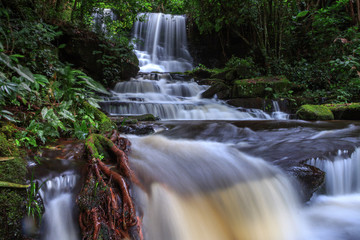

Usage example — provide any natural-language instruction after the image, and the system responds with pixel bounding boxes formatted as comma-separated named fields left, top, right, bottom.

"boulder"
left=296, top=104, right=334, bottom=120
left=324, top=103, right=360, bottom=120
left=201, top=81, right=231, bottom=99
left=231, top=76, right=292, bottom=98
left=287, top=164, right=325, bottom=202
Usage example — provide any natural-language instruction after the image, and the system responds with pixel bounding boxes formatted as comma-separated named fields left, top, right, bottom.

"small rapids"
left=128, top=135, right=308, bottom=240
left=100, top=73, right=287, bottom=120
left=39, top=173, right=80, bottom=240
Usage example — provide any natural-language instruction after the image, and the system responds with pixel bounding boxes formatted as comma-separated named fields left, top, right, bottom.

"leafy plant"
left=26, top=174, right=46, bottom=223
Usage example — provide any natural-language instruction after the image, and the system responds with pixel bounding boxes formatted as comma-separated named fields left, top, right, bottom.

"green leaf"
left=87, top=98, right=100, bottom=108
left=0, top=181, right=30, bottom=188
left=41, top=107, right=48, bottom=119
left=59, top=109, right=75, bottom=121
left=81, top=76, right=110, bottom=95
left=296, top=10, right=309, bottom=18
left=58, top=44, right=66, bottom=49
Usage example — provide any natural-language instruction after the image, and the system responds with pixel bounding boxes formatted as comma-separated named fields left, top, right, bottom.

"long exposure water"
left=38, top=12, right=360, bottom=240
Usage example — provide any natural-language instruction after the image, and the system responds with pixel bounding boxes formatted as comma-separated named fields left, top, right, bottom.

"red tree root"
left=77, top=133, right=143, bottom=240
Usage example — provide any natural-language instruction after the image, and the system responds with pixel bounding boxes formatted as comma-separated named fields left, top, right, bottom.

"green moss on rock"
left=0, top=188, right=27, bottom=239
left=84, top=102, right=116, bottom=133
left=231, top=76, right=292, bottom=98
left=201, top=81, right=231, bottom=99
left=0, top=131, right=27, bottom=239
left=324, top=103, right=360, bottom=120
left=296, top=104, right=334, bottom=120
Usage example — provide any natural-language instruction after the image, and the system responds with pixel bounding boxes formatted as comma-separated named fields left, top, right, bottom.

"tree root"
left=77, top=131, right=143, bottom=240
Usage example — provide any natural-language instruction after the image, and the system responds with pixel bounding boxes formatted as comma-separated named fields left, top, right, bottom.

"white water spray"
left=128, top=135, right=308, bottom=240
left=308, top=148, right=360, bottom=195
left=101, top=74, right=277, bottom=120
left=39, top=174, right=79, bottom=240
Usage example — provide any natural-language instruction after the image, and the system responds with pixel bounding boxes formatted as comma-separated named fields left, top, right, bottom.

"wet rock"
left=227, top=98, right=267, bottom=110
left=201, top=82, right=231, bottom=99
left=231, top=76, right=292, bottom=98
left=187, top=68, right=212, bottom=79
left=287, top=164, right=325, bottom=202
left=296, top=104, right=334, bottom=120
left=324, top=103, right=360, bottom=120
left=118, top=124, right=155, bottom=135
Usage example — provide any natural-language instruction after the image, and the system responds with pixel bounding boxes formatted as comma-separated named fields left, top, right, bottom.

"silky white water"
left=132, top=13, right=193, bottom=72
left=308, top=148, right=360, bottom=195
left=128, top=135, right=308, bottom=240
left=39, top=174, right=79, bottom=240
left=100, top=73, right=285, bottom=120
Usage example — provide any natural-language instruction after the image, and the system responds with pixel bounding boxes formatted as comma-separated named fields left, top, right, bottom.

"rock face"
left=58, top=25, right=139, bottom=88
left=296, top=105, right=334, bottom=120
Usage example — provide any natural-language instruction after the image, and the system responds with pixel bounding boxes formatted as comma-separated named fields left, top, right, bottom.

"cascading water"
left=308, top=149, right=360, bottom=195
left=132, top=13, right=193, bottom=72
left=304, top=148, right=360, bottom=240
left=271, top=100, right=289, bottom=120
left=128, top=135, right=308, bottom=240
left=39, top=173, right=80, bottom=240
left=100, top=73, right=283, bottom=120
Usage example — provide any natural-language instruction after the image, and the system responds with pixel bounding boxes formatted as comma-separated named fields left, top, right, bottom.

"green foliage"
left=94, top=40, right=136, bottom=85
left=225, top=56, right=260, bottom=79
left=26, top=174, right=45, bottom=223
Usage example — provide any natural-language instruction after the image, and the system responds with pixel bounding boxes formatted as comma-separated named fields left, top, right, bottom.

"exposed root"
left=77, top=131, right=143, bottom=240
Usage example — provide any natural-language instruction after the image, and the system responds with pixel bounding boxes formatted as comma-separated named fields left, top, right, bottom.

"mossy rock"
left=83, top=102, right=116, bottom=133
left=0, top=132, right=27, bottom=239
left=323, top=103, right=360, bottom=120
left=0, top=188, right=27, bottom=239
left=187, top=68, right=213, bottom=78
left=296, top=104, right=334, bottom=120
left=201, top=81, right=230, bottom=99
left=231, top=76, right=292, bottom=98
left=128, top=114, right=159, bottom=121
left=210, top=69, right=230, bottom=80
left=111, top=114, right=159, bottom=125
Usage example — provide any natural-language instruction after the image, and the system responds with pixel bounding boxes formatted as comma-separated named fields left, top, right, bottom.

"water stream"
left=100, top=73, right=278, bottom=120
left=38, top=12, right=360, bottom=240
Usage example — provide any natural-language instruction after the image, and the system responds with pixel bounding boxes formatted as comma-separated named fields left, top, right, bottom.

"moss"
left=0, top=132, right=19, bottom=157
left=296, top=104, right=334, bottom=120
left=85, top=134, right=114, bottom=160
left=324, top=103, right=360, bottom=120
left=231, top=76, right=292, bottom=98
left=0, top=188, right=27, bottom=240
left=1, top=122, right=18, bottom=139
left=84, top=102, right=116, bottom=133
left=0, top=131, right=27, bottom=239
left=201, top=81, right=231, bottom=99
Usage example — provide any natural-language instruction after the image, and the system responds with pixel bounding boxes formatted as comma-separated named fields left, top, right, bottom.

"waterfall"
left=39, top=173, right=80, bottom=240
left=308, top=148, right=360, bottom=195
left=271, top=100, right=289, bottom=120
left=100, top=73, right=275, bottom=120
left=132, top=13, right=193, bottom=72
left=128, top=135, right=308, bottom=240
